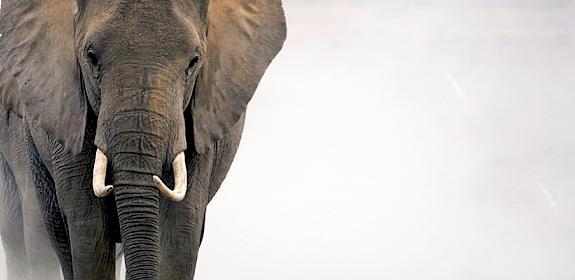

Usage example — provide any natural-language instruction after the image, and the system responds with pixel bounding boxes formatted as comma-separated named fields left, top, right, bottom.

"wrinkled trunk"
left=114, top=178, right=160, bottom=280
left=106, top=109, right=169, bottom=280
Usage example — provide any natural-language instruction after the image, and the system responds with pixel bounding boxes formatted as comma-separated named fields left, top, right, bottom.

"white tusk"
left=93, top=149, right=114, bottom=197
left=153, top=152, right=187, bottom=202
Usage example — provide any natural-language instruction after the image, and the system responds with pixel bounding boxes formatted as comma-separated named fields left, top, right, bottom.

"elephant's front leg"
left=159, top=153, right=212, bottom=279
left=51, top=144, right=117, bottom=279
left=159, top=190, right=209, bottom=279
left=0, top=155, right=27, bottom=280
left=18, top=164, right=62, bottom=280
left=159, top=119, right=244, bottom=279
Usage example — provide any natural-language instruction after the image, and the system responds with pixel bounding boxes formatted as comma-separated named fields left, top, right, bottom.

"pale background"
left=3, top=0, right=575, bottom=279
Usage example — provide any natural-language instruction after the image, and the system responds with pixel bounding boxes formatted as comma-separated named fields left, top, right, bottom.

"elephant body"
left=0, top=0, right=286, bottom=279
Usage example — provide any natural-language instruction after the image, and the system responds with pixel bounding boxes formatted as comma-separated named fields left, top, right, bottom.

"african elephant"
left=0, top=0, right=286, bottom=279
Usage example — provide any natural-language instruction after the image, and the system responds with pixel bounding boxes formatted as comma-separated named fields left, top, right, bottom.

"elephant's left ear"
left=0, top=0, right=87, bottom=154
left=192, top=0, right=287, bottom=154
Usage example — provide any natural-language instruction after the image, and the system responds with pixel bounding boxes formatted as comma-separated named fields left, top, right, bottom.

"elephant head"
left=0, top=0, right=286, bottom=278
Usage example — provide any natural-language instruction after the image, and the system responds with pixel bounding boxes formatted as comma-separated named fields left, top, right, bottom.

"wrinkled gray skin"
left=0, top=0, right=286, bottom=279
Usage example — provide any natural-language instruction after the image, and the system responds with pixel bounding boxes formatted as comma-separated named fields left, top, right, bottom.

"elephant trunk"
left=114, top=177, right=160, bottom=280
left=104, top=109, right=173, bottom=280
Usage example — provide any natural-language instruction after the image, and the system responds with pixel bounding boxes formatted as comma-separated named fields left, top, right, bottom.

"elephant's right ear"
left=0, top=0, right=87, bottom=154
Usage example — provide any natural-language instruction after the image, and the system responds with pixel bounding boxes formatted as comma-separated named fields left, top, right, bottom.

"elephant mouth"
left=92, top=148, right=188, bottom=202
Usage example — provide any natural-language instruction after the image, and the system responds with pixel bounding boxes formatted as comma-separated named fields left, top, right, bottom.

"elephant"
left=0, top=0, right=286, bottom=279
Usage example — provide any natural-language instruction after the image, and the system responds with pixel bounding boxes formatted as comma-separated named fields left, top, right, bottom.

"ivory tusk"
left=93, top=149, right=114, bottom=197
left=153, top=152, right=187, bottom=202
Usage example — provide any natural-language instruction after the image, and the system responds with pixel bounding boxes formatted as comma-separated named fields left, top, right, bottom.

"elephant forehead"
left=81, top=0, right=205, bottom=59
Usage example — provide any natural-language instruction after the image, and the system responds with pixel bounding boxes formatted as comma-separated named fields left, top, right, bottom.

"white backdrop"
left=3, top=0, right=575, bottom=279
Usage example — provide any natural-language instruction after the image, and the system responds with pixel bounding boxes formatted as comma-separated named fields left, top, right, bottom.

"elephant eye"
left=186, top=55, right=200, bottom=77
left=85, top=49, right=103, bottom=79
left=86, top=50, right=100, bottom=69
